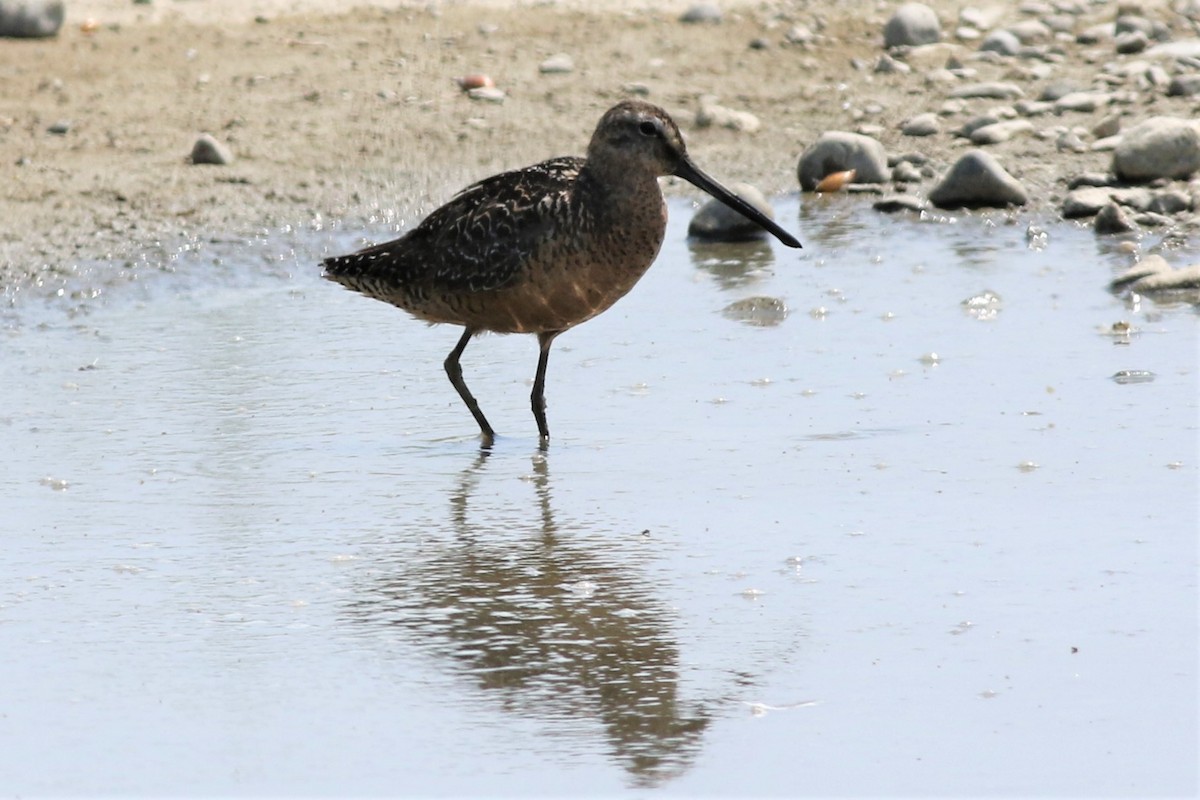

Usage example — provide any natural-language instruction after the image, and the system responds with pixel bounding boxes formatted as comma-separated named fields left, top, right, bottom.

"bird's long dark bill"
left=675, top=157, right=802, bottom=249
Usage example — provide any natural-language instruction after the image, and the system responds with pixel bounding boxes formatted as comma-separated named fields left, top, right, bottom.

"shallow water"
left=1, top=198, right=1197, bottom=796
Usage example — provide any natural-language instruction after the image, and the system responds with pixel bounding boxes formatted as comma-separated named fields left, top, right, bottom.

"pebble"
left=1115, top=30, right=1148, bottom=54
left=883, top=3, right=942, bottom=48
left=47, top=119, right=71, bottom=135
left=1053, top=91, right=1112, bottom=113
left=695, top=99, right=760, bottom=133
left=679, top=3, right=721, bottom=24
left=687, top=183, right=776, bottom=241
left=1109, top=254, right=1171, bottom=289
left=538, top=53, right=574, bottom=74
left=970, top=119, right=1034, bottom=145
left=873, top=194, right=926, bottom=213
left=1130, top=263, right=1200, bottom=291
left=797, top=131, right=890, bottom=190
left=468, top=86, right=505, bottom=103
left=1167, top=75, right=1200, bottom=97
left=190, top=133, right=234, bottom=165
left=891, top=161, right=923, bottom=182
left=929, top=149, right=1028, bottom=208
left=1007, top=19, right=1052, bottom=44
left=948, top=81, right=1024, bottom=99
left=1112, top=117, right=1200, bottom=182
left=980, top=29, right=1021, bottom=56
left=0, top=0, right=63, bottom=37
left=1093, top=201, right=1136, bottom=234
left=901, top=112, right=939, bottom=136
left=1144, top=39, right=1200, bottom=59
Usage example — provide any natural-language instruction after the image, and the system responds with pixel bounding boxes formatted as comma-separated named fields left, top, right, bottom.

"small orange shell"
left=456, top=74, right=495, bottom=91
left=80, top=18, right=100, bottom=34
left=815, top=169, right=855, bottom=193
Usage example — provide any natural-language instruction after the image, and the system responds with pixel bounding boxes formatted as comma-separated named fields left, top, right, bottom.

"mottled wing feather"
left=323, top=156, right=584, bottom=295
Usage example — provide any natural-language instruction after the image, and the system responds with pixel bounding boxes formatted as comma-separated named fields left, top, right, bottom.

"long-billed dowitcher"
left=323, top=100, right=801, bottom=446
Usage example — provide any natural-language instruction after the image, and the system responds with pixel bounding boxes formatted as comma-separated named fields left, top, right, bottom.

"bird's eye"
left=638, top=121, right=659, bottom=137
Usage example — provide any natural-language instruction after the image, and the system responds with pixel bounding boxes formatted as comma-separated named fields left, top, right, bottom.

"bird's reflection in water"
left=687, top=237, right=776, bottom=291
left=346, top=450, right=709, bottom=786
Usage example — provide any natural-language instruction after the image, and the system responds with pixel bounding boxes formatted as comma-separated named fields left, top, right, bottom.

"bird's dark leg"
left=444, top=328, right=496, bottom=446
left=531, top=331, right=561, bottom=446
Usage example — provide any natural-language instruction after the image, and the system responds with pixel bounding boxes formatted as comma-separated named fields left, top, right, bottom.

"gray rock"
left=1112, top=117, right=1200, bottom=182
left=679, top=3, right=721, bottom=24
left=46, top=119, right=71, bottom=135
left=875, top=53, right=912, bottom=74
left=874, top=194, right=927, bottom=212
left=1056, top=130, right=1088, bottom=152
left=892, top=161, right=923, bottom=182
left=901, top=112, right=939, bottom=136
left=1077, top=23, right=1116, bottom=44
left=884, top=3, right=942, bottom=48
left=538, top=53, right=574, bottom=74
left=1008, top=19, right=1052, bottom=43
left=970, top=119, right=1034, bottom=144
left=1094, top=202, right=1136, bottom=233
left=1015, top=99, right=1054, bottom=116
left=948, top=81, right=1025, bottom=99
left=688, top=183, right=776, bottom=241
left=1110, top=254, right=1169, bottom=288
left=1062, top=186, right=1153, bottom=217
left=797, top=131, right=890, bottom=190
left=1115, top=31, right=1148, bottom=54
left=1167, top=75, right=1200, bottom=97
left=0, top=0, right=63, bottom=37
left=1148, top=190, right=1194, bottom=215
left=955, top=114, right=1002, bottom=138
left=929, top=149, right=1028, bottom=208
left=1039, top=80, right=1083, bottom=101
left=980, top=29, right=1022, bottom=55
left=1067, top=172, right=1116, bottom=189
left=1092, top=114, right=1121, bottom=139
left=1053, top=92, right=1112, bottom=113
left=190, top=133, right=234, bottom=165
left=1145, top=39, right=1200, bottom=59
left=695, top=99, right=760, bottom=133
left=1131, top=263, right=1200, bottom=291
left=1115, top=14, right=1155, bottom=37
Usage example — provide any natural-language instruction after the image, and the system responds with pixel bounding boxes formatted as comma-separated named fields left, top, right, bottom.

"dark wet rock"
left=0, top=0, right=63, bottom=37
left=873, top=194, right=926, bottom=213
left=884, top=3, right=941, bottom=48
left=1115, top=30, right=1148, bottom=54
left=679, top=3, right=721, bottom=24
left=948, top=81, right=1024, bottom=99
left=1110, top=254, right=1170, bottom=288
left=970, top=119, right=1034, bottom=145
left=1130, top=263, right=1200, bottom=291
left=190, top=133, right=234, bottom=165
left=929, top=149, right=1028, bottom=208
left=1167, top=75, right=1200, bottom=97
left=688, top=182, right=776, bottom=241
left=1094, top=201, right=1136, bottom=233
left=901, top=112, right=939, bottom=136
left=722, top=296, right=788, bottom=327
left=980, top=29, right=1021, bottom=55
left=47, top=119, right=71, bottom=135
left=797, top=131, right=889, bottom=190
left=1112, top=117, right=1200, bottom=183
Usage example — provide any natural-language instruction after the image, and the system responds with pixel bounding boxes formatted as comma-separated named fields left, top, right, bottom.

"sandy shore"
left=2, top=0, right=1196, bottom=297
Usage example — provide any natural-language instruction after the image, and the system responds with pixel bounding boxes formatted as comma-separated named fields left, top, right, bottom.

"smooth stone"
left=1015, top=99, right=1054, bottom=116
left=875, top=53, right=912, bottom=74
left=1115, top=14, right=1155, bottom=37
left=1144, top=39, right=1200, bottom=59
left=969, top=119, right=1034, bottom=144
left=1091, top=135, right=1122, bottom=151
left=929, top=149, right=1028, bottom=208
left=467, top=86, right=506, bottom=103
left=1077, top=23, right=1115, bottom=44
left=1053, top=92, right=1112, bottom=113
left=980, top=29, right=1021, bottom=55
left=901, top=112, right=939, bottom=136
left=1039, top=79, right=1083, bottom=101
left=190, top=133, right=234, bottom=165
left=688, top=183, right=775, bottom=241
left=797, top=131, right=890, bottom=190
left=1008, top=19, right=1052, bottom=43
left=1112, top=117, right=1200, bottom=182
left=956, top=114, right=1001, bottom=138
left=1131, top=264, right=1200, bottom=291
left=1115, top=31, right=1148, bottom=54
left=538, top=53, right=574, bottom=74
left=1110, top=254, right=1170, bottom=288
left=884, top=2, right=942, bottom=48
left=679, top=3, right=721, bottom=24
left=1094, top=201, right=1136, bottom=233
left=874, top=194, right=926, bottom=212
left=47, top=119, right=71, bottom=135
left=1148, top=190, right=1194, bottom=215
left=948, top=81, right=1024, bottom=99
left=1092, top=114, right=1121, bottom=139
left=0, top=0, right=63, bottom=37
left=892, top=161, right=923, bottom=182
left=1066, top=172, right=1115, bottom=189
left=1056, top=130, right=1088, bottom=152
left=1167, top=75, right=1200, bottom=97
left=1061, top=186, right=1153, bottom=218
left=695, top=100, right=760, bottom=133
